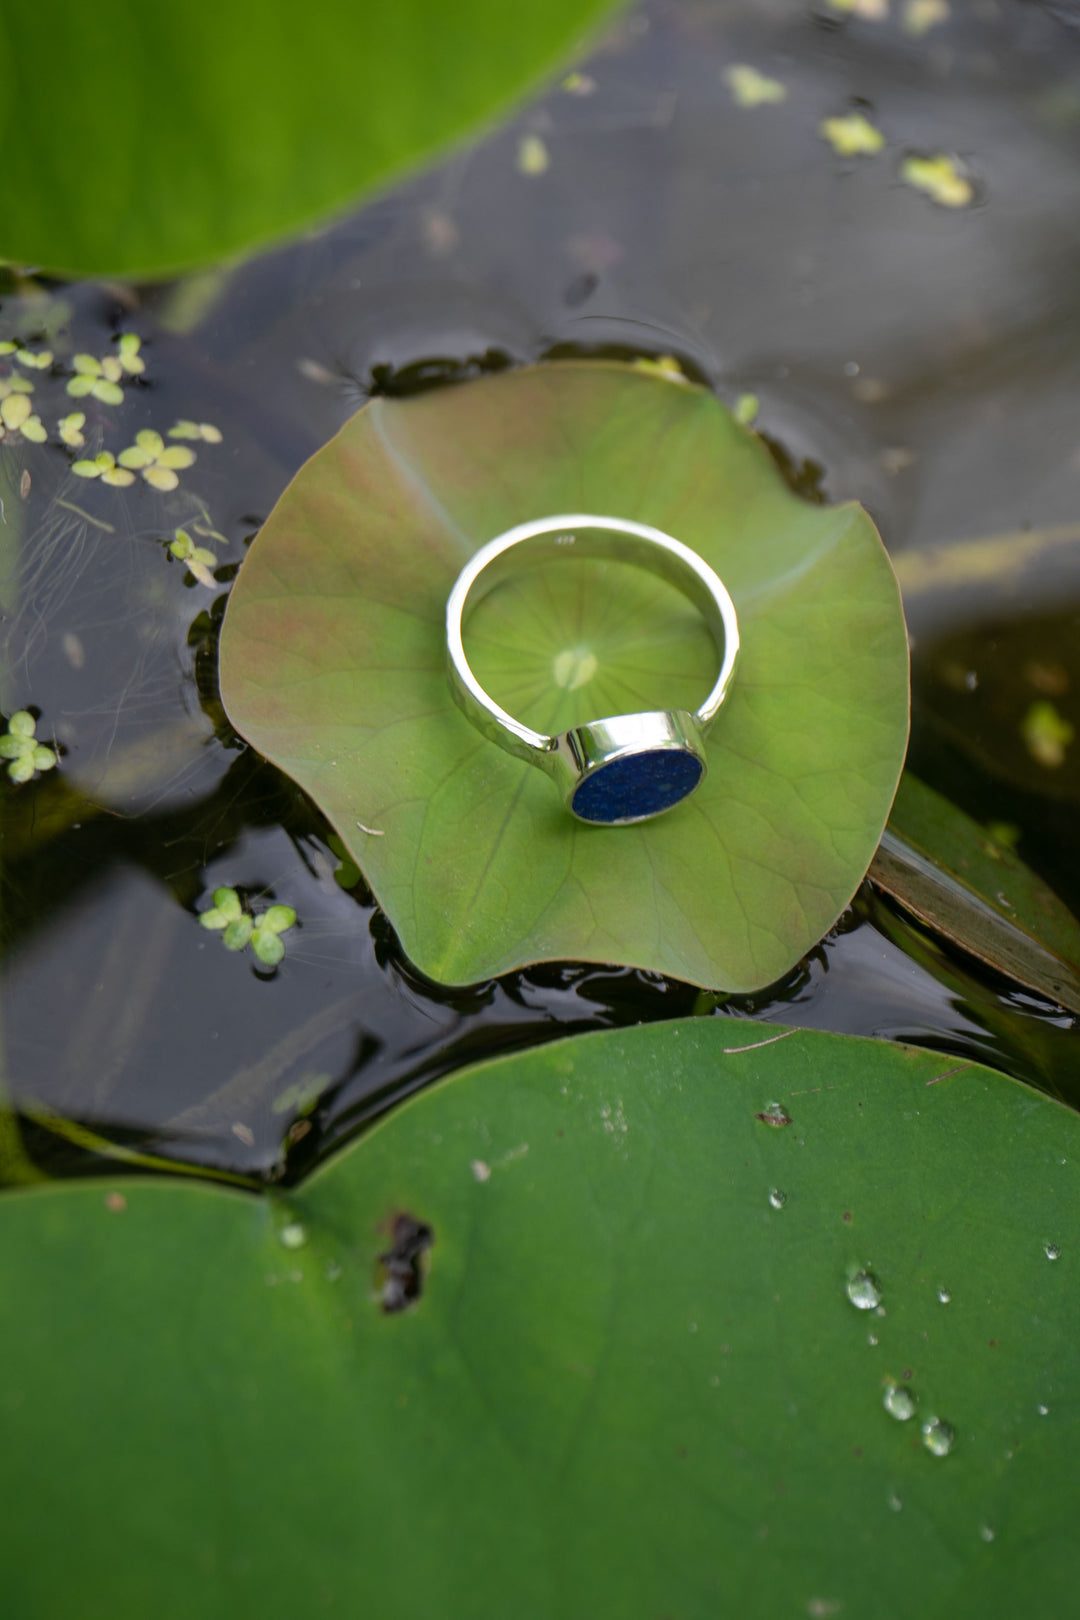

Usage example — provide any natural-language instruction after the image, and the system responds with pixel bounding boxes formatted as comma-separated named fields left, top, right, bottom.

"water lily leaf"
left=0, top=0, right=615, bottom=277
left=1, top=1019, right=1078, bottom=1616
left=871, top=775, right=1080, bottom=1012
left=219, top=362, right=909, bottom=990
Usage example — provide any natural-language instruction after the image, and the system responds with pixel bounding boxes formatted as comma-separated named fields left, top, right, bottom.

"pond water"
left=2, top=0, right=1079, bottom=1184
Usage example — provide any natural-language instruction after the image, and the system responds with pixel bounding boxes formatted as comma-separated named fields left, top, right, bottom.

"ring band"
left=445, top=514, right=739, bottom=826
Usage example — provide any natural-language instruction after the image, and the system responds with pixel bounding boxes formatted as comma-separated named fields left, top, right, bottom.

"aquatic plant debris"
left=117, top=429, right=196, bottom=492
left=724, top=64, right=787, bottom=107
left=199, top=887, right=297, bottom=966
left=0, top=370, right=34, bottom=399
left=13, top=347, right=52, bottom=370
left=820, top=113, right=886, bottom=157
left=0, top=711, right=57, bottom=784
left=516, top=134, right=549, bottom=175
left=901, top=153, right=974, bottom=208
left=0, top=394, right=46, bottom=444
left=733, top=393, right=759, bottom=424
left=755, top=1102, right=792, bottom=1127
left=168, top=528, right=218, bottom=587
left=1021, top=701, right=1074, bottom=769
left=66, top=355, right=125, bottom=406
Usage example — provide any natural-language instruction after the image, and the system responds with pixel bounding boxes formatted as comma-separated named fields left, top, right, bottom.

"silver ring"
left=445, top=514, right=739, bottom=826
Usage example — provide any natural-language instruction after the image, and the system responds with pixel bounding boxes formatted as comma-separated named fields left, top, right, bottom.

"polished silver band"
left=445, top=514, right=739, bottom=825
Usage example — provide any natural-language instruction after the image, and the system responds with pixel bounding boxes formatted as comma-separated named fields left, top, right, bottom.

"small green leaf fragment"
left=71, top=458, right=101, bottom=478
left=7, top=755, right=34, bottom=784
left=820, top=113, right=886, bottom=157
left=169, top=420, right=201, bottom=439
left=72, top=354, right=101, bottom=376
left=631, top=355, right=688, bottom=385
left=1021, top=701, right=1074, bottom=769
left=212, top=887, right=243, bottom=918
left=66, top=375, right=96, bottom=398
left=31, top=745, right=56, bottom=770
left=20, top=415, right=47, bottom=443
left=101, top=466, right=136, bottom=487
left=724, top=64, right=787, bottom=107
left=733, top=393, right=759, bottom=425
left=91, top=379, right=125, bottom=405
left=223, top=916, right=254, bottom=951
left=200, top=909, right=228, bottom=931
left=901, top=153, right=974, bottom=208
left=9, top=711, right=35, bottom=739
left=143, top=466, right=179, bottom=492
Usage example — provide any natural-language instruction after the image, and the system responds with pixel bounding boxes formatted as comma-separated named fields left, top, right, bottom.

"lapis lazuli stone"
left=571, top=748, right=704, bottom=824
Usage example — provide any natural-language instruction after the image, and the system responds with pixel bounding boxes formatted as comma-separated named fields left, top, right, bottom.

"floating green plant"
left=168, top=527, right=218, bottom=587
left=13, top=347, right=53, bottom=371
left=199, top=887, right=297, bottom=967
left=117, top=429, right=195, bottom=491
left=0, top=394, right=46, bottom=444
left=70, top=449, right=134, bottom=486
left=724, top=64, right=786, bottom=107
left=819, top=112, right=886, bottom=157
left=168, top=419, right=222, bottom=443
left=66, top=336, right=143, bottom=406
left=901, top=153, right=974, bottom=208
left=58, top=412, right=86, bottom=448
left=0, top=711, right=57, bottom=784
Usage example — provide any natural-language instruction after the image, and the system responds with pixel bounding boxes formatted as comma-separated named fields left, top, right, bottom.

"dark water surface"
left=3, top=0, right=1080, bottom=1183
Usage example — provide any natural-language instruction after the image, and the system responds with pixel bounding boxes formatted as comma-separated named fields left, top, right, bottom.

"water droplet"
left=883, top=1382, right=917, bottom=1421
left=1045, top=1242, right=1061, bottom=1260
left=278, top=1221, right=307, bottom=1250
left=769, top=1188, right=788, bottom=1209
left=937, top=1286, right=951, bottom=1304
left=756, top=1102, right=792, bottom=1127
left=980, top=1524, right=995, bottom=1543
left=846, top=1269, right=882, bottom=1310
left=888, top=1493, right=903, bottom=1513
left=1037, top=1403, right=1049, bottom=1416
left=921, top=1416, right=956, bottom=1457
left=867, top=1332, right=879, bottom=1347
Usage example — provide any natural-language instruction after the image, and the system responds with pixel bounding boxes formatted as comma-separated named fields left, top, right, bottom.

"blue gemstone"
left=571, top=748, right=704, bottom=824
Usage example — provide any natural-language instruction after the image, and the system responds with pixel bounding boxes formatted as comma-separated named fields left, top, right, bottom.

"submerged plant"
left=0, top=711, right=57, bottom=784
left=199, top=887, right=297, bottom=967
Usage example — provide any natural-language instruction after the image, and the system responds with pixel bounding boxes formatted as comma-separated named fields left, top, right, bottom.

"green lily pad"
left=0, top=0, right=614, bottom=277
left=871, top=774, right=1080, bottom=1013
left=2, top=1019, right=1078, bottom=1616
left=219, top=362, right=909, bottom=990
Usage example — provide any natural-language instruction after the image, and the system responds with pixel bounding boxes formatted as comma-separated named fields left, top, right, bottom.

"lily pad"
left=219, top=362, right=909, bottom=989
left=0, top=0, right=614, bottom=277
left=2, top=1019, right=1079, bottom=1616
left=871, top=774, right=1080, bottom=1013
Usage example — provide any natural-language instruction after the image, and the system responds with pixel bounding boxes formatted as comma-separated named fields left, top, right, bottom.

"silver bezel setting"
left=445, top=515, right=739, bottom=826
